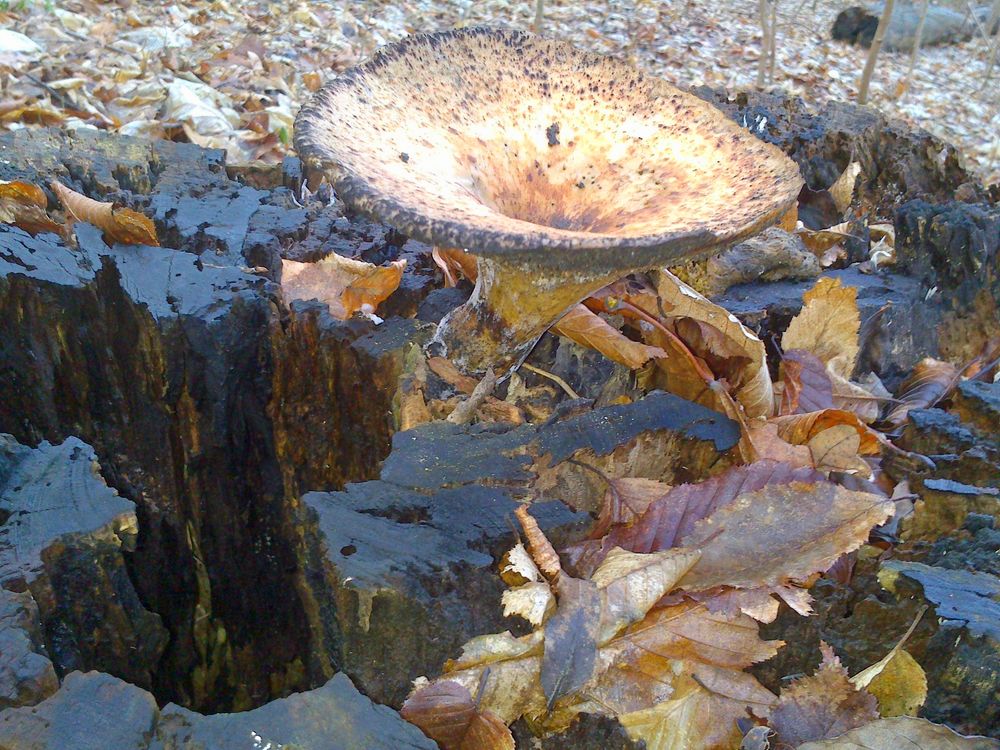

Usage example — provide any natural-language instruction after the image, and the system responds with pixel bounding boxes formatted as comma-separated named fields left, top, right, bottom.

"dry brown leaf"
left=807, top=424, right=869, bottom=475
left=591, top=547, right=701, bottom=642
left=884, top=357, right=960, bottom=427
left=619, top=669, right=777, bottom=750
left=401, top=680, right=515, bottom=750
left=769, top=642, right=878, bottom=746
left=796, top=717, right=1000, bottom=750
left=0, top=179, right=47, bottom=208
left=652, top=270, right=774, bottom=419
left=428, top=356, right=479, bottom=395
left=796, top=222, right=854, bottom=255
left=782, top=277, right=859, bottom=380
left=747, top=420, right=814, bottom=469
left=770, top=409, right=885, bottom=455
left=0, top=197, right=62, bottom=236
left=779, top=349, right=834, bottom=415
left=515, top=505, right=562, bottom=580
left=552, top=304, right=666, bottom=370
left=829, top=161, right=861, bottom=215
left=677, top=482, right=894, bottom=603
left=51, top=180, right=159, bottom=246
left=281, top=253, right=405, bottom=319
left=829, top=370, right=888, bottom=424
left=432, top=245, right=478, bottom=286
left=593, top=478, right=672, bottom=538
left=565, top=461, right=823, bottom=578
left=614, top=598, right=783, bottom=672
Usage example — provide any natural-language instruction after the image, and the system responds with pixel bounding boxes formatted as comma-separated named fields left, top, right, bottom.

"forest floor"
left=1, top=0, right=998, bottom=184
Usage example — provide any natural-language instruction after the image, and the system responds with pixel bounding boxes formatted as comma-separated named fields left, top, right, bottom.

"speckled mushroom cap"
left=295, top=27, right=803, bottom=271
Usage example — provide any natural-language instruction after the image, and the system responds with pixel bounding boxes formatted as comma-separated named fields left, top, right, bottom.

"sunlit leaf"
left=51, top=180, right=159, bottom=246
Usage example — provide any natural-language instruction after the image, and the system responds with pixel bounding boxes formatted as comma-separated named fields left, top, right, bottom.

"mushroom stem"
left=430, top=256, right=622, bottom=375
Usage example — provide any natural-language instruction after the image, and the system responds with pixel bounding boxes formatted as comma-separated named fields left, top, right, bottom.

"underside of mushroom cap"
left=294, top=26, right=803, bottom=272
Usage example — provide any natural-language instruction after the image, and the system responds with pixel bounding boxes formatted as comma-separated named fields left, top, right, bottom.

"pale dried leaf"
left=592, top=547, right=701, bottom=642
left=281, top=253, right=405, bottom=319
left=502, top=542, right=543, bottom=584
left=796, top=717, right=1000, bottom=750
left=782, top=277, right=860, bottom=380
left=620, top=669, right=776, bottom=750
left=829, top=161, right=861, bottom=214
left=502, top=582, right=555, bottom=627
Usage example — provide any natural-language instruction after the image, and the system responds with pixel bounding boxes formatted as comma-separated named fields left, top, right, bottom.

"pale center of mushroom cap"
left=297, top=29, right=799, bottom=250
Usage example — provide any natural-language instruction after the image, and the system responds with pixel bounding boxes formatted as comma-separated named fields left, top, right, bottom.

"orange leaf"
left=51, top=180, right=159, bottom=246
left=432, top=245, right=478, bottom=286
left=281, top=253, right=405, bottom=320
left=0, top=198, right=62, bottom=237
left=770, top=409, right=885, bottom=455
left=552, top=305, right=666, bottom=370
left=0, top=180, right=47, bottom=208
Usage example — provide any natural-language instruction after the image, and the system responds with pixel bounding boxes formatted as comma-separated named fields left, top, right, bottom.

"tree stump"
left=0, top=86, right=997, bottom=746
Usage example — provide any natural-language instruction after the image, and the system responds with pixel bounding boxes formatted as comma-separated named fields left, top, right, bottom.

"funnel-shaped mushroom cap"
left=294, top=27, right=803, bottom=374
left=294, top=27, right=802, bottom=269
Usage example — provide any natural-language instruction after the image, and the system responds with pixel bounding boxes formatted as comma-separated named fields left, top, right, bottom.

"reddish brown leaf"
left=884, top=358, right=960, bottom=427
left=401, top=680, right=514, bottom=750
left=565, top=461, right=823, bottom=577
left=780, top=349, right=834, bottom=415
left=592, top=478, right=671, bottom=538
left=51, top=180, right=159, bottom=246
left=769, top=643, right=878, bottom=747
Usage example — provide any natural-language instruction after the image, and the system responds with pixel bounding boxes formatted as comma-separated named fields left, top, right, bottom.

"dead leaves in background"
left=281, top=252, right=405, bottom=320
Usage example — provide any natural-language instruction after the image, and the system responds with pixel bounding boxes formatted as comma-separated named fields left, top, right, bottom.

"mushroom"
left=294, top=27, right=803, bottom=375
